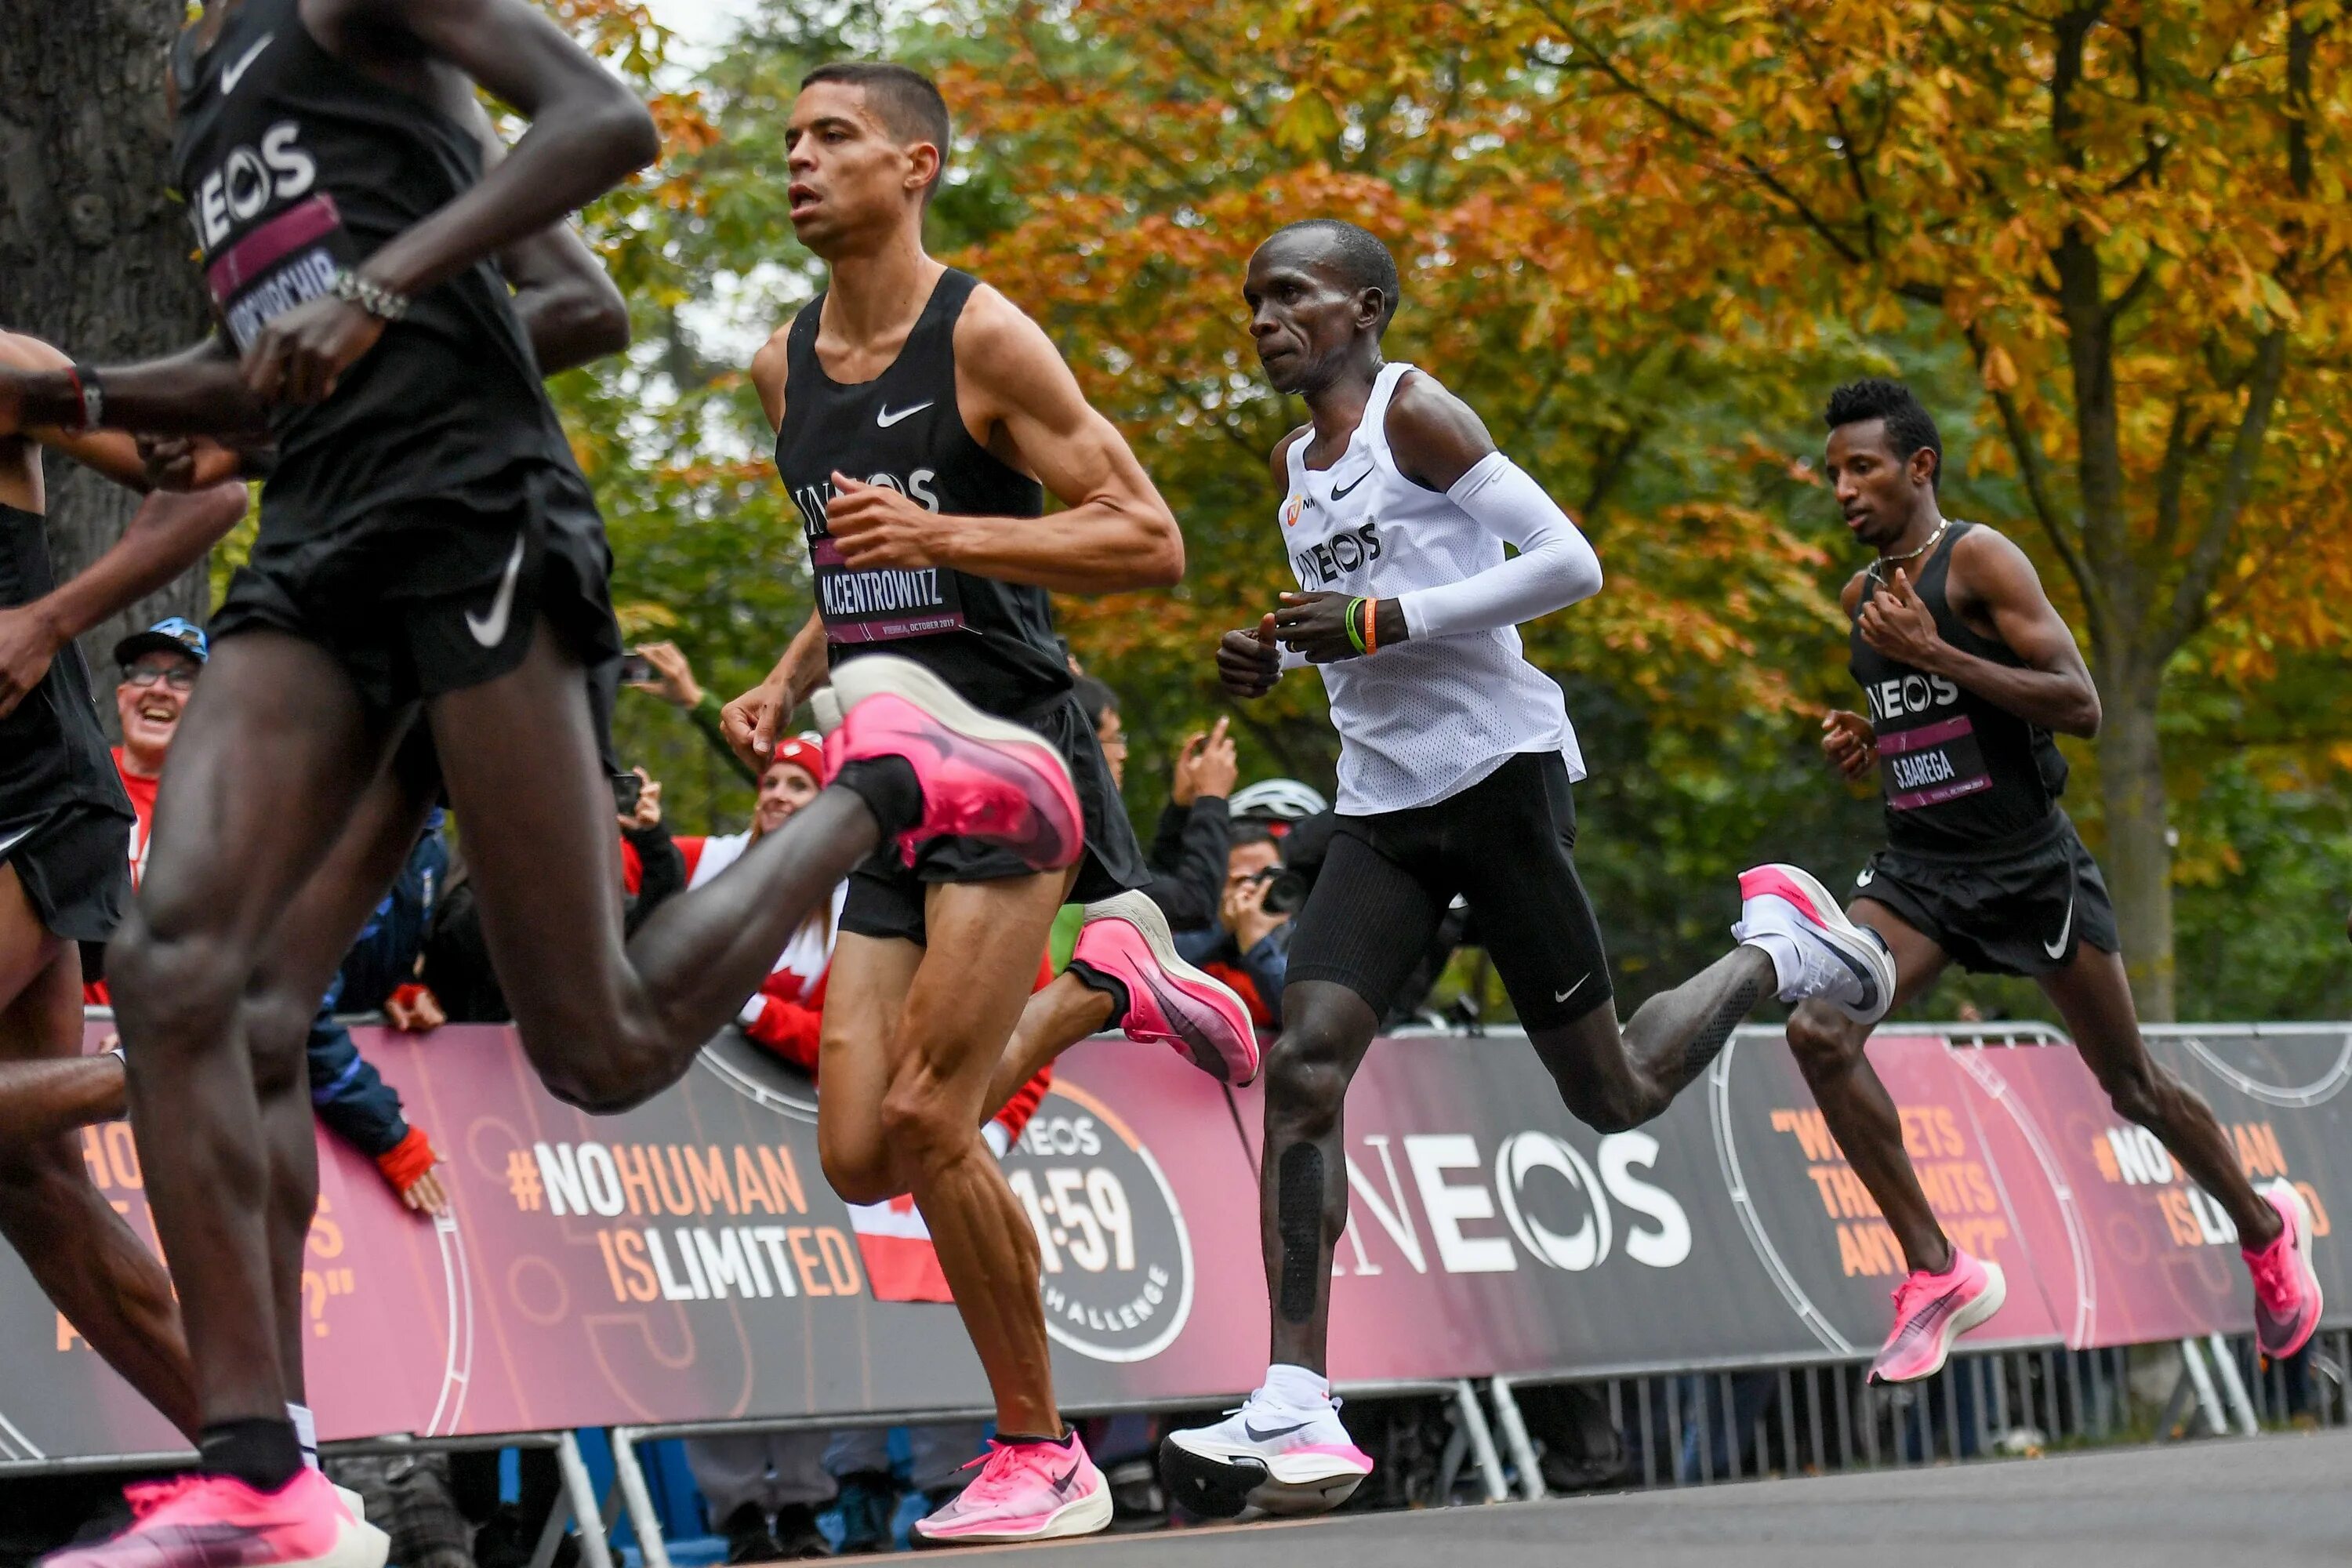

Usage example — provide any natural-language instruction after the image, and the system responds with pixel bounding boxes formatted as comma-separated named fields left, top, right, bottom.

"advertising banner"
left=1, top=1020, right=2343, bottom=1464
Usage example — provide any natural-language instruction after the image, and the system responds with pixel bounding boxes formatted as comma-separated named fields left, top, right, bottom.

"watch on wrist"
left=330, top=269, right=412, bottom=323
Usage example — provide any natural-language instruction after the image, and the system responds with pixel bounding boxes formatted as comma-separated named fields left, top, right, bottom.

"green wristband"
left=1345, top=597, right=1368, bottom=655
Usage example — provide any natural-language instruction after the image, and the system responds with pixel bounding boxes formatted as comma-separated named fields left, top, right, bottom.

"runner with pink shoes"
left=1792, top=378, right=2321, bottom=1385
left=1163, top=220, right=1888, bottom=1520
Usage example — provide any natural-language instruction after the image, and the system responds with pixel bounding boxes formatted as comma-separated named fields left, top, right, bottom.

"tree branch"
left=2160, top=327, right=2288, bottom=656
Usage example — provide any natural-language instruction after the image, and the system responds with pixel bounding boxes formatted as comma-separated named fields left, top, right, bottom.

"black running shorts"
left=1285, top=750, right=1613, bottom=1029
left=0, top=804, right=130, bottom=944
left=839, top=688, right=1147, bottom=947
left=211, top=463, right=622, bottom=713
left=1853, top=813, right=2119, bottom=978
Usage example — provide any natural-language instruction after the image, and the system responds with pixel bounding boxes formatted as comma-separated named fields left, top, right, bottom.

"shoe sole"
left=831, top=656, right=1080, bottom=866
left=1871, top=1261, right=2007, bottom=1384
left=910, top=1479, right=1112, bottom=1545
left=1745, top=862, right=1896, bottom=1025
left=2261, top=1179, right=2322, bottom=1359
left=1081, top=890, right=1261, bottom=1085
left=1159, top=1434, right=1367, bottom=1521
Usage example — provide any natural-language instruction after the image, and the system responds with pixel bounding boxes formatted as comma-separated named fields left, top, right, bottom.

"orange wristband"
left=1361, top=598, right=1379, bottom=656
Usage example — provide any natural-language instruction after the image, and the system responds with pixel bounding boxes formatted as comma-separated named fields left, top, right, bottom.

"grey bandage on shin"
left=1276, top=1142, right=1326, bottom=1324
left=1682, top=978, right=1762, bottom=1080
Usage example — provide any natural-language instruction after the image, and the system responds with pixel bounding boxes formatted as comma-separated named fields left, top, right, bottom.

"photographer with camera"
left=1174, top=823, right=1298, bottom=1028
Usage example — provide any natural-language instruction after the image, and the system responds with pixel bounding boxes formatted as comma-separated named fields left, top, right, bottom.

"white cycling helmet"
left=1228, top=778, right=1330, bottom=822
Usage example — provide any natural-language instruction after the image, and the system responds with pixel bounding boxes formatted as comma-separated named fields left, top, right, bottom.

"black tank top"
left=167, top=0, right=570, bottom=535
left=0, top=501, right=132, bottom=824
left=1849, top=521, right=2067, bottom=856
left=774, top=270, right=1069, bottom=717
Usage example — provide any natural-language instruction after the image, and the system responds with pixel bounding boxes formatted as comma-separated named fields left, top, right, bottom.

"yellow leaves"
left=1272, top=87, right=1344, bottom=154
left=1981, top=343, right=2018, bottom=392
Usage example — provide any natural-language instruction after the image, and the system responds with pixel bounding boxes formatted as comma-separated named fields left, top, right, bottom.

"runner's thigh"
left=894, top=873, right=1066, bottom=1113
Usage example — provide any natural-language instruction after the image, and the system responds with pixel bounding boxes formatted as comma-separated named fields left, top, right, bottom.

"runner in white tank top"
left=1165, top=219, right=1902, bottom=1522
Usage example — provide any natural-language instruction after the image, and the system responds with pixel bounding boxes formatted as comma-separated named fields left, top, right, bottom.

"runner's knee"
left=1787, top=1003, right=1862, bottom=1083
left=104, top=909, right=251, bottom=1053
left=1263, top=1022, right=1355, bottom=1138
left=877, top=1076, right=974, bottom=1181
left=818, top=1123, right=900, bottom=1207
left=1550, top=1070, right=1646, bottom=1135
left=2093, top=1056, right=2169, bottom=1127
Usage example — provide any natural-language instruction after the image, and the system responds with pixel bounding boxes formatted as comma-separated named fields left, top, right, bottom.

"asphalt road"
left=941, top=1429, right=2352, bottom=1566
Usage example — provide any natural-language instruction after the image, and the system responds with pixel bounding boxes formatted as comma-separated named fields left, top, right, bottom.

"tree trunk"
left=2094, top=668, right=2175, bottom=1022
left=0, top=2, right=216, bottom=717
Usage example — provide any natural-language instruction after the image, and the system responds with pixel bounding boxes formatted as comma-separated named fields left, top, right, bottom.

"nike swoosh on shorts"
left=2042, top=893, right=2074, bottom=959
left=465, top=536, right=528, bottom=648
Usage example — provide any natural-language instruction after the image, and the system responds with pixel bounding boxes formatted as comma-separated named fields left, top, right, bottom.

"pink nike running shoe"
left=1075, top=891, right=1260, bottom=1084
left=43, top=1468, right=388, bottom=1568
left=910, top=1433, right=1112, bottom=1545
left=824, top=655, right=1083, bottom=872
left=2246, top=1178, right=2323, bottom=1360
left=1869, top=1248, right=2006, bottom=1383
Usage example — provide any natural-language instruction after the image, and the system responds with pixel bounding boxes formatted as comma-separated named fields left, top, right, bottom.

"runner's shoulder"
left=1944, top=520, right=2042, bottom=603
left=1270, top=425, right=1310, bottom=490
left=750, top=325, right=794, bottom=430
left=950, top=281, right=1062, bottom=377
left=1382, top=367, right=1494, bottom=490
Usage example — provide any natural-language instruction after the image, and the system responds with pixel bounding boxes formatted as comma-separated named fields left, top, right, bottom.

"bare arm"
left=316, top=0, right=658, bottom=304
left=0, top=481, right=250, bottom=719
left=0, top=334, right=267, bottom=448
left=824, top=286, right=1182, bottom=593
left=720, top=611, right=829, bottom=767
left=470, top=97, right=630, bottom=375
left=1856, top=530, right=2101, bottom=736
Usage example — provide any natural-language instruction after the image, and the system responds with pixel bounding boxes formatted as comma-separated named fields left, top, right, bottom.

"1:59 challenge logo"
left=1005, top=1081, right=1193, bottom=1363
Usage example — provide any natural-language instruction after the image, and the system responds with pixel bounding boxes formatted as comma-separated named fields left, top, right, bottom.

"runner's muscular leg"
left=1259, top=980, right=1382, bottom=1374
left=877, top=873, right=1069, bottom=1436
left=426, top=625, right=883, bottom=1112
left=109, top=631, right=401, bottom=1428
left=2040, top=943, right=2280, bottom=1247
left=0, top=1052, right=125, bottom=1145
left=1530, top=946, right=1780, bottom=1132
left=0, top=873, right=197, bottom=1437
left=814, top=932, right=922, bottom=1204
left=1786, top=901, right=1954, bottom=1275
left=982, top=971, right=1113, bottom=1126
left=235, top=750, right=437, bottom=1396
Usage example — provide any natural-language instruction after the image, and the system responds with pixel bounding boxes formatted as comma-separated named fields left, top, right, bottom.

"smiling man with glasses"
left=111, top=619, right=211, bottom=889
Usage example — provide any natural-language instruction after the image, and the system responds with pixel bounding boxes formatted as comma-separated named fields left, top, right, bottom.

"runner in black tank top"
left=0, top=20, right=1084, bottom=1562
left=725, top=64, right=1232, bottom=1548
left=0, top=328, right=256, bottom=1450
left=1786, top=378, right=2316, bottom=1390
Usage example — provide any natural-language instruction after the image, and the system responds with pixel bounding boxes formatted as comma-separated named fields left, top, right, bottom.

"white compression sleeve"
left=1397, top=452, right=1602, bottom=640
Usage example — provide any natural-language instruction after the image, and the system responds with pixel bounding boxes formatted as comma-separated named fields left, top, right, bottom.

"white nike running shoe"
left=1160, top=1385, right=1372, bottom=1519
left=1733, top=862, right=1896, bottom=1025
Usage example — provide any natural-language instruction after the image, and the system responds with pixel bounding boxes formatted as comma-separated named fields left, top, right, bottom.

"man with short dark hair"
left=1789, top=376, right=2320, bottom=1382
left=1162, top=220, right=1884, bottom=1519
left=721, top=58, right=1250, bottom=1545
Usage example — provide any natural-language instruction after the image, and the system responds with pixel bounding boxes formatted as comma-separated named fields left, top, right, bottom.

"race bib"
left=1878, top=714, right=1993, bottom=811
left=205, top=194, right=356, bottom=353
left=811, top=535, right=968, bottom=644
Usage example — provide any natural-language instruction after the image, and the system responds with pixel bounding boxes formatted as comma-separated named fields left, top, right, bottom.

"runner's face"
left=1825, top=419, right=1930, bottom=548
left=1244, top=239, right=1376, bottom=396
left=116, top=655, right=198, bottom=762
left=754, top=760, right=821, bottom=836
left=783, top=84, right=937, bottom=256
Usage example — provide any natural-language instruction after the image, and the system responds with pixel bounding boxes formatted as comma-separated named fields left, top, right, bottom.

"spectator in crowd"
left=1175, top=822, right=1297, bottom=1028
left=91, top=619, right=447, bottom=1214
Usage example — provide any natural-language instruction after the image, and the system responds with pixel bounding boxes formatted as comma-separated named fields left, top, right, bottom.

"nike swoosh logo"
left=1331, top=470, right=1372, bottom=500
left=1856, top=866, right=1875, bottom=887
left=1243, top=1420, right=1310, bottom=1442
left=1052, top=1461, right=1082, bottom=1490
left=0, top=825, right=34, bottom=862
left=220, top=34, right=274, bottom=95
left=877, top=401, right=933, bottom=427
left=2042, top=893, right=2074, bottom=959
left=464, top=536, right=527, bottom=648
left=1554, top=975, right=1588, bottom=1005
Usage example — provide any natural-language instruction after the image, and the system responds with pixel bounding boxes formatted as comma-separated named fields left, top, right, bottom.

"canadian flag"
left=847, top=1194, right=953, bottom=1303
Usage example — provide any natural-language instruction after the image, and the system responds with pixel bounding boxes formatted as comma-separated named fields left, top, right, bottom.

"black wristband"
left=69, top=364, right=104, bottom=431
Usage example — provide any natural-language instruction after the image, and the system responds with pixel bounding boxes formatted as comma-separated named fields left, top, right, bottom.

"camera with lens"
left=1250, top=865, right=1309, bottom=916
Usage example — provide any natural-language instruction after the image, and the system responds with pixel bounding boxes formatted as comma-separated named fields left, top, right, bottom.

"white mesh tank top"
left=1281, top=362, right=1582, bottom=815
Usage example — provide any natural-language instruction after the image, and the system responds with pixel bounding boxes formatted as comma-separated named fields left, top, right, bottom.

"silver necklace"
left=1867, top=518, right=1950, bottom=585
